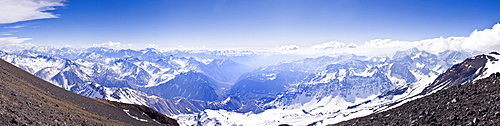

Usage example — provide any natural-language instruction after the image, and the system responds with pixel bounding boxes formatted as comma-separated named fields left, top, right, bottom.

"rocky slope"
left=333, top=72, right=500, bottom=125
left=0, top=59, right=178, bottom=126
left=420, top=53, right=496, bottom=95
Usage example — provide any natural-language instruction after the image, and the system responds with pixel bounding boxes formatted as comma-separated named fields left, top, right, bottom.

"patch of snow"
left=475, top=53, right=500, bottom=80
left=353, top=66, right=375, bottom=77
left=264, top=73, right=277, bottom=80
left=172, top=58, right=187, bottom=68
left=123, top=109, right=148, bottom=122
left=337, top=69, right=347, bottom=82
left=416, top=62, right=425, bottom=69
left=221, top=97, right=231, bottom=104
left=198, top=58, right=215, bottom=65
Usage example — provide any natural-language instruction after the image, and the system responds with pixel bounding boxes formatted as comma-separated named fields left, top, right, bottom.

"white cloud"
left=356, top=37, right=471, bottom=54
left=462, top=23, right=500, bottom=52
left=362, top=24, right=500, bottom=53
left=0, top=37, right=35, bottom=52
left=92, top=41, right=133, bottom=49
left=0, top=37, right=32, bottom=44
left=305, top=23, right=500, bottom=55
left=0, top=33, right=13, bottom=36
left=310, top=41, right=346, bottom=49
left=361, top=39, right=410, bottom=48
left=0, top=0, right=65, bottom=24
left=310, top=41, right=358, bottom=49
left=413, top=37, right=467, bottom=53
left=346, top=43, right=357, bottom=48
left=148, top=44, right=158, bottom=48
left=4, top=25, right=27, bottom=29
left=357, top=23, right=500, bottom=53
left=276, top=45, right=299, bottom=50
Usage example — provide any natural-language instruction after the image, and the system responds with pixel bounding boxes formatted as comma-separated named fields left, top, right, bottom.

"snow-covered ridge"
left=475, top=52, right=500, bottom=80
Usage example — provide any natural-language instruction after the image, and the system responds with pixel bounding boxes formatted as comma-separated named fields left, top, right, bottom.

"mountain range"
left=0, top=58, right=178, bottom=125
left=2, top=46, right=499, bottom=125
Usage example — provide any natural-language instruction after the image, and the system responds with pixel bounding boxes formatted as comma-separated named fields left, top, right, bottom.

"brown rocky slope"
left=0, top=59, right=179, bottom=125
left=333, top=72, right=500, bottom=125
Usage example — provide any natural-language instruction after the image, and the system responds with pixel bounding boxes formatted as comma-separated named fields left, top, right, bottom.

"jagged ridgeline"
left=4, top=47, right=500, bottom=125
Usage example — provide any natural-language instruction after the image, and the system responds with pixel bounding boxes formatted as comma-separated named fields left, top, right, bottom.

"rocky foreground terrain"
left=0, top=59, right=179, bottom=126
left=333, top=72, right=500, bottom=125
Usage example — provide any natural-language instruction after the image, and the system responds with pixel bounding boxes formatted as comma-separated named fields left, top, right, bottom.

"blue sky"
left=1, top=0, right=500, bottom=48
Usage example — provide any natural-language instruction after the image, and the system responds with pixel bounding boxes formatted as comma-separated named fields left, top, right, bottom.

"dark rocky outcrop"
left=421, top=54, right=495, bottom=95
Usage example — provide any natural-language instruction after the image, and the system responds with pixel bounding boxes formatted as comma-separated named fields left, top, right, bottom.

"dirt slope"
left=333, top=73, right=500, bottom=126
left=0, top=59, right=179, bottom=126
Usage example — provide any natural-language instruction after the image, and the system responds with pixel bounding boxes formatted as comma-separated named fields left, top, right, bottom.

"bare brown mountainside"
left=0, top=59, right=179, bottom=126
left=332, top=73, right=500, bottom=126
